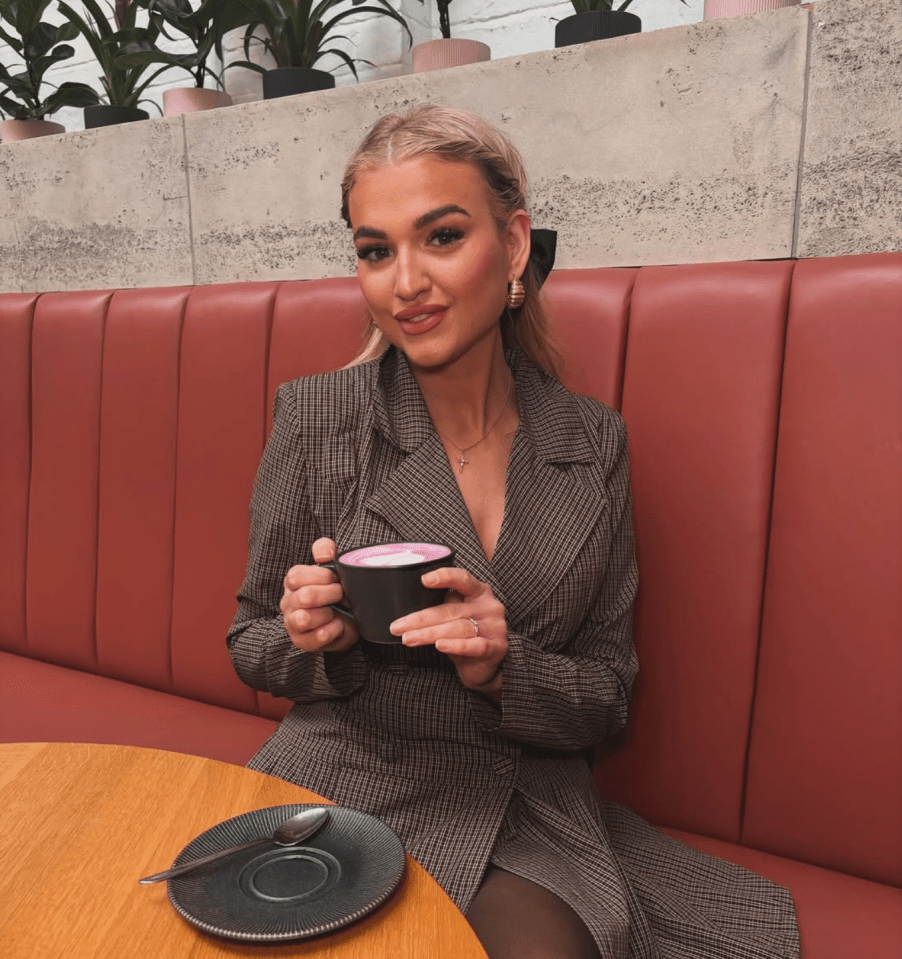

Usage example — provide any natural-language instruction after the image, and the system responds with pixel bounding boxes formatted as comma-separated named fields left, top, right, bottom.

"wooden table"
left=0, top=742, right=488, bottom=959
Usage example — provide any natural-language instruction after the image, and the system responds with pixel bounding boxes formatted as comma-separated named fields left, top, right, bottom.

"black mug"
left=323, top=542, right=455, bottom=644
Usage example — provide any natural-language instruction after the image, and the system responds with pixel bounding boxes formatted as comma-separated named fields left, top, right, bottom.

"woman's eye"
left=429, top=227, right=464, bottom=247
left=356, top=244, right=390, bottom=262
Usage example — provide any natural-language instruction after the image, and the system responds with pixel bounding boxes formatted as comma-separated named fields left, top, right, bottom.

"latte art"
left=341, top=542, right=451, bottom=568
left=361, top=549, right=426, bottom=567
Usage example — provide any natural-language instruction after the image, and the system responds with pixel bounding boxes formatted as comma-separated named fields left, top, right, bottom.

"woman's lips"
left=395, top=308, right=447, bottom=336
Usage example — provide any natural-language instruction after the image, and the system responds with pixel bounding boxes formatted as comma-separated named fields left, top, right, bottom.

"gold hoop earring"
left=506, top=277, right=525, bottom=309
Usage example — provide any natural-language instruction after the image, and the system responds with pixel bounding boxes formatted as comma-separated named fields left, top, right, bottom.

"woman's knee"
left=466, top=867, right=601, bottom=959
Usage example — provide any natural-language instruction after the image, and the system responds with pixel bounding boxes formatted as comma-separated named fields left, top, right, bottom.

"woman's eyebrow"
left=415, top=204, right=471, bottom=230
left=352, top=205, right=471, bottom=242
left=353, top=226, right=386, bottom=241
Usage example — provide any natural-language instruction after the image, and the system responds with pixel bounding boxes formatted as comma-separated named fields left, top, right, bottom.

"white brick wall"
left=2, top=1, right=705, bottom=132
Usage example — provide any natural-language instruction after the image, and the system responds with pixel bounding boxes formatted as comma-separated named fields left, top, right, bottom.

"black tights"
left=466, top=866, right=602, bottom=959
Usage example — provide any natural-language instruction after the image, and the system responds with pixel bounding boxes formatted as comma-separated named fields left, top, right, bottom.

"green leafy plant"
left=569, top=0, right=685, bottom=10
left=0, top=0, right=101, bottom=120
left=415, top=0, right=453, bottom=40
left=57, top=0, right=171, bottom=110
left=115, top=0, right=254, bottom=89
left=233, top=0, right=412, bottom=78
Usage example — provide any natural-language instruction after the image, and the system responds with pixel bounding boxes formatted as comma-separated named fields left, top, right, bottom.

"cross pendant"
left=457, top=452, right=468, bottom=473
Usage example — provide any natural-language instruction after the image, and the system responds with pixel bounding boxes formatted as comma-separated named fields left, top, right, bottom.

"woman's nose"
left=393, top=250, right=429, bottom=301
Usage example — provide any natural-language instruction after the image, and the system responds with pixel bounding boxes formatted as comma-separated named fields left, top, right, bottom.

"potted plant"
left=554, top=0, right=685, bottom=49
left=58, top=0, right=172, bottom=127
left=232, top=0, right=413, bottom=100
left=116, top=0, right=252, bottom=115
left=0, top=0, right=101, bottom=142
left=411, top=1, right=490, bottom=73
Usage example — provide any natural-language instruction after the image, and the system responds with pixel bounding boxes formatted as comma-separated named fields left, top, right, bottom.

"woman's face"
left=347, top=155, right=530, bottom=372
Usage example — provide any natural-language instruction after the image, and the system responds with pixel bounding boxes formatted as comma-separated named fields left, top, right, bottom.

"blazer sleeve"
left=227, top=382, right=367, bottom=702
left=467, top=412, right=639, bottom=751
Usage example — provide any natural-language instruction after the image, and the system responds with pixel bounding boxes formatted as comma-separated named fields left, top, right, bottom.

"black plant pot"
left=262, top=67, right=336, bottom=100
left=555, top=11, right=642, bottom=48
left=83, top=105, right=149, bottom=129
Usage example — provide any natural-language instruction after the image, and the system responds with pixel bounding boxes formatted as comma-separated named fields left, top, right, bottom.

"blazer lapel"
left=362, top=350, right=495, bottom=588
left=490, top=353, right=607, bottom=622
left=365, top=439, right=496, bottom=587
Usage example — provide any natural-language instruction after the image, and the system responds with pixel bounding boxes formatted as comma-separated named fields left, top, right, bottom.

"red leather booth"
left=2, top=254, right=900, bottom=957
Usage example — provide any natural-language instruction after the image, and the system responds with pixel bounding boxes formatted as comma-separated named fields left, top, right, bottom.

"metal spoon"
left=139, top=807, right=331, bottom=884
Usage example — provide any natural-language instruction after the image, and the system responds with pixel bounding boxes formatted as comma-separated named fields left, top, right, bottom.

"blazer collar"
left=509, top=350, right=598, bottom=466
left=371, top=346, right=597, bottom=467
left=370, top=347, right=435, bottom=453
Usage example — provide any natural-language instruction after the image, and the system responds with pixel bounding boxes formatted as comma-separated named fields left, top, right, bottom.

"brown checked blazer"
left=228, top=347, right=798, bottom=959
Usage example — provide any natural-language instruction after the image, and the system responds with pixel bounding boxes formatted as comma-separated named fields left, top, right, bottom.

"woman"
left=228, top=105, right=799, bottom=959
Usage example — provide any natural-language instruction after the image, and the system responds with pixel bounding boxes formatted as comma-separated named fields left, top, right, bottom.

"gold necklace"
left=437, top=371, right=513, bottom=473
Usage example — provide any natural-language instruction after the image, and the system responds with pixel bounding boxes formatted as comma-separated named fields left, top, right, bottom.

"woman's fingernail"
left=423, top=571, right=439, bottom=585
left=390, top=619, right=406, bottom=634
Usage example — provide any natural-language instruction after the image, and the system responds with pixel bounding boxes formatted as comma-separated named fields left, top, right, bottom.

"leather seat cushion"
left=0, top=651, right=276, bottom=767
left=664, top=827, right=902, bottom=959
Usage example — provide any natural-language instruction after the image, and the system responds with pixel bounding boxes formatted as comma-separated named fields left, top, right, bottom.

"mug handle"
left=320, top=560, right=355, bottom=621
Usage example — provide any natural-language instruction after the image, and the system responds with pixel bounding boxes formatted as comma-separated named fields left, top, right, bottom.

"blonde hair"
left=340, top=104, right=562, bottom=377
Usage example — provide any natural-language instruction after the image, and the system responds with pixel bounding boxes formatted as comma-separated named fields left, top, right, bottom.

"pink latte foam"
left=341, top=543, right=451, bottom=568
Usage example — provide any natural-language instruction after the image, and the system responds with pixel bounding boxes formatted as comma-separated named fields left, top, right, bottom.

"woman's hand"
left=280, top=538, right=359, bottom=653
left=390, top=567, right=507, bottom=702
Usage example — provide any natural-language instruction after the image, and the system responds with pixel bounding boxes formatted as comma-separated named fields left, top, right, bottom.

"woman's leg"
left=466, top=866, right=601, bottom=959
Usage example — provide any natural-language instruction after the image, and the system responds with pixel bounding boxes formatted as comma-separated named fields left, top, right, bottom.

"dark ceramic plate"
left=166, top=803, right=406, bottom=942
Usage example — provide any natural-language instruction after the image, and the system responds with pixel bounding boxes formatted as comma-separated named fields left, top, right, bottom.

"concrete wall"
left=1, top=0, right=900, bottom=293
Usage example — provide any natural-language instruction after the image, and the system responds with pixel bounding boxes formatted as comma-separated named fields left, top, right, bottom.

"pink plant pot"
left=1, top=118, right=65, bottom=142
left=163, top=87, right=233, bottom=117
left=704, top=0, right=800, bottom=19
left=412, top=39, right=491, bottom=74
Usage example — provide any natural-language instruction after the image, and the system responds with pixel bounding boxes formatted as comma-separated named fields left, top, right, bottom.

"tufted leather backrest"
left=0, top=293, right=39, bottom=659
left=27, top=291, right=112, bottom=672
left=742, top=255, right=902, bottom=886
left=582, top=255, right=902, bottom=886
left=588, top=260, right=794, bottom=842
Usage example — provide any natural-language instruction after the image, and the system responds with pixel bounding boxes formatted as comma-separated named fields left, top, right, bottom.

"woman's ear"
left=506, top=209, right=532, bottom=280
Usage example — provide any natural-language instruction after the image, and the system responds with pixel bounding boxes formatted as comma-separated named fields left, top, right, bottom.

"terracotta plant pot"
left=1, top=118, right=65, bottom=142
left=262, top=67, right=335, bottom=100
left=84, top=105, right=149, bottom=129
left=163, top=87, right=233, bottom=117
left=704, top=0, right=800, bottom=19
left=555, top=11, right=641, bottom=48
left=411, top=39, right=491, bottom=73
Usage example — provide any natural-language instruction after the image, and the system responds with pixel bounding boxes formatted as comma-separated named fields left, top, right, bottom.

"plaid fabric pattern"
left=228, top=347, right=799, bottom=958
